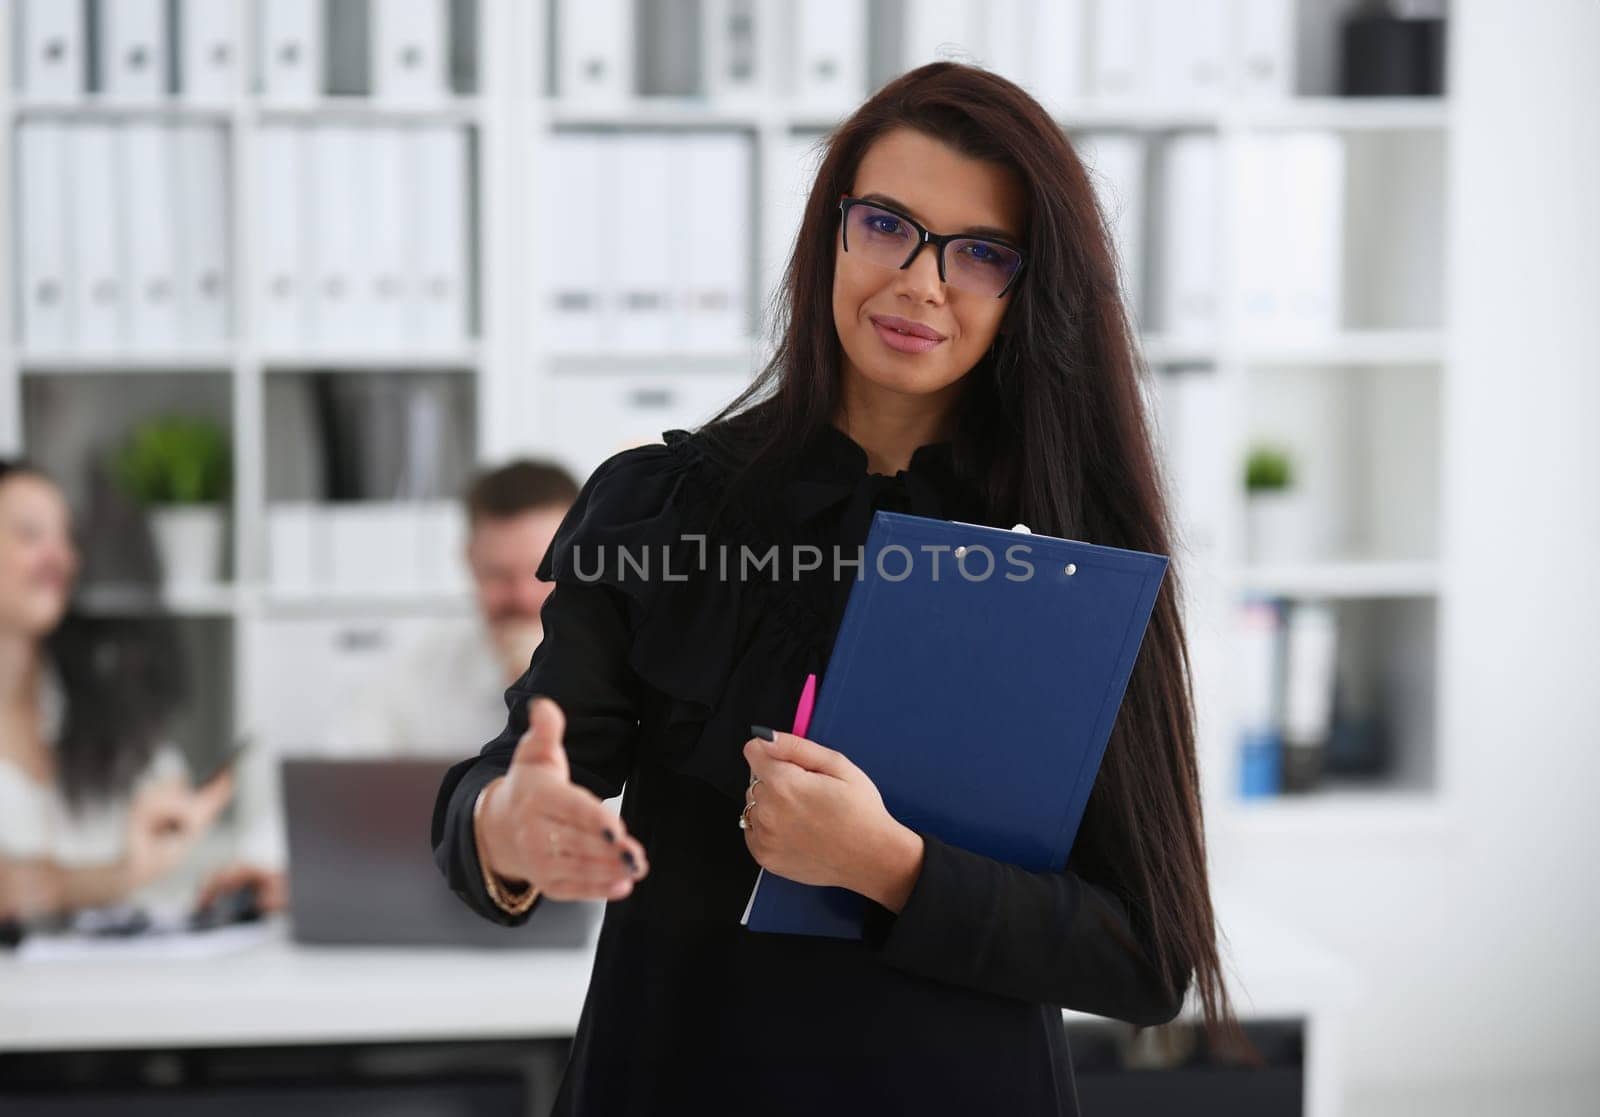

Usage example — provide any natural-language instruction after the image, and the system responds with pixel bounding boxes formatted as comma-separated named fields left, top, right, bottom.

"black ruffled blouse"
left=432, top=419, right=1188, bottom=1116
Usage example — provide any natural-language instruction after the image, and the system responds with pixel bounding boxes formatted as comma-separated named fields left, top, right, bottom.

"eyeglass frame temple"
left=836, top=193, right=1026, bottom=299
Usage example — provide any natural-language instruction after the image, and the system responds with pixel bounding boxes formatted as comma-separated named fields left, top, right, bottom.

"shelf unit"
left=1, top=1, right=1456, bottom=844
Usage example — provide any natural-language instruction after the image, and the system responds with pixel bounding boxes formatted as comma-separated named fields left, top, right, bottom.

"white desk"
left=0, top=916, right=599, bottom=1052
left=0, top=889, right=1359, bottom=1116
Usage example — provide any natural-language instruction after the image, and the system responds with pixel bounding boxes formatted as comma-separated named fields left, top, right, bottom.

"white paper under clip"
left=949, top=520, right=1032, bottom=533
left=740, top=870, right=761, bottom=926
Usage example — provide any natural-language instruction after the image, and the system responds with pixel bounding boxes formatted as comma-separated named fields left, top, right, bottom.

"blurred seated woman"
left=0, top=458, right=232, bottom=925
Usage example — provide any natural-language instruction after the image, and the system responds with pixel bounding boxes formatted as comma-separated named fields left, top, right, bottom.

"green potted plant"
left=1244, top=442, right=1314, bottom=563
left=113, top=416, right=231, bottom=586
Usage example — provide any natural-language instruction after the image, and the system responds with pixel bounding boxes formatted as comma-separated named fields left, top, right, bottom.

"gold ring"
left=738, top=795, right=756, bottom=831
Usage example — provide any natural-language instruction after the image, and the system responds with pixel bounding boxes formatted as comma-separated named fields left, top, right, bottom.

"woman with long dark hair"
left=0, top=458, right=231, bottom=924
left=434, top=61, right=1247, bottom=1113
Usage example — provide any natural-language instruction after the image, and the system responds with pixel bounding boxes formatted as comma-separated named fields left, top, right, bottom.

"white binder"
left=902, top=0, right=981, bottom=69
left=1282, top=132, right=1343, bottom=337
left=177, top=0, right=242, bottom=104
left=759, top=132, right=823, bottom=315
left=255, top=126, right=310, bottom=350
left=1147, top=0, right=1227, bottom=105
left=415, top=501, right=469, bottom=593
left=364, top=127, right=412, bottom=349
left=614, top=133, right=674, bottom=353
left=309, top=125, right=366, bottom=350
left=701, top=0, right=765, bottom=103
left=1234, top=132, right=1283, bottom=335
left=1282, top=602, right=1338, bottom=749
left=978, top=1, right=1087, bottom=116
left=18, top=0, right=87, bottom=100
left=543, top=133, right=607, bottom=354
left=555, top=0, right=633, bottom=101
left=1155, top=133, right=1219, bottom=341
left=259, top=0, right=322, bottom=102
left=1233, top=0, right=1295, bottom=99
left=98, top=0, right=169, bottom=100
left=412, top=125, right=469, bottom=348
left=676, top=132, right=750, bottom=352
left=18, top=123, right=73, bottom=349
left=122, top=125, right=184, bottom=348
left=174, top=124, right=231, bottom=345
left=1027, top=0, right=1087, bottom=115
left=71, top=124, right=124, bottom=350
left=267, top=503, right=325, bottom=594
left=543, top=373, right=752, bottom=482
left=1236, top=132, right=1344, bottom=339
left=1075, top=131, right=1147, bottom=320
left=372, top=0, right=450, bottom=104
left=1233, top=599, right=1282, bottom=739
left=979, top=0, right=1028, bottom=84
left=325, top=504, right=424, bottom=594
left=1156, top=366, right=1226, bottom=556
left=789, top=0, right=865, bottom=110
left=1086, top=0, right=1148, bottom=101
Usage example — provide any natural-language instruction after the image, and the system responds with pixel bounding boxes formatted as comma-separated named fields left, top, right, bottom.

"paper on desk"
left=15, top=919, right=275, bottom=963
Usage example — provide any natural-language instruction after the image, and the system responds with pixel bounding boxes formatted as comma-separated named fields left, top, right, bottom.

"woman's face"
left=832, top=127, right=1026, bottom=406
left=0, top=474, right=79, bottom=639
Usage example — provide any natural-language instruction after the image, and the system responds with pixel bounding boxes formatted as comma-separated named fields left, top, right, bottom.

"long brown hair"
left=0, top=458, right=188, bottom=810
left=696, top=61, right=1252, bottom=1059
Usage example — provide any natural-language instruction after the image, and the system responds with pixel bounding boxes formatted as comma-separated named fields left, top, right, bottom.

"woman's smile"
left=870, top=314, right=947, bottom=354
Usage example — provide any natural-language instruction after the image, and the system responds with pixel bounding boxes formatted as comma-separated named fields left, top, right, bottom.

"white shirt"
left=0, top=664, right=188, bottom=867
left=325, top=615, right=518, bottom=755
left=235, top=615, right=523, bottom=868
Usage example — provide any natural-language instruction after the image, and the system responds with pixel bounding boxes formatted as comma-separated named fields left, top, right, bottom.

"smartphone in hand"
left=194, top=735, right=253, bottom=789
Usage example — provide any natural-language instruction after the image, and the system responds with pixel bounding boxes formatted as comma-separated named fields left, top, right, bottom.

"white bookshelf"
left=1, top=1, right=1456, bottom=848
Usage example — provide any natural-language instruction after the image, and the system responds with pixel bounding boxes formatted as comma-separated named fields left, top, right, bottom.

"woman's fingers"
left=526, top=780, right=649, bottom=877
left=189, top=770, right=236, bottom=829
left=516, top=805, right=648, bottom=883
left=195, top=862, right=257, bottom=909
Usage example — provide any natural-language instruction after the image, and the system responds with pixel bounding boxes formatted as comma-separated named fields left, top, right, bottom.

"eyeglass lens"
left=842, top=202, right=1021, bottom=297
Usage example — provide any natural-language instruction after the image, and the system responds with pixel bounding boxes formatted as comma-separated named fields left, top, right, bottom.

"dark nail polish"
left=602, top=828, right=616, bottom=844
left=621, top=849, right=638, bottom=874
left=750, top=724, right=774, bottom=741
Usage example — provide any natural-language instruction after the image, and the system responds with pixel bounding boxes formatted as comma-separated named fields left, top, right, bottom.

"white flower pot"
left=1246, top=489, right=1318, bottom=564
left=149, top=504, right=227, bottom=586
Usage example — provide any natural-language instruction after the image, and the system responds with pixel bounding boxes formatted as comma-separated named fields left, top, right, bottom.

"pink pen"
left=791, top=673, right=817, bottom=738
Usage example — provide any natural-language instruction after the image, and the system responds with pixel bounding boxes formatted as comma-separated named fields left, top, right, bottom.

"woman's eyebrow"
left=859, top=192, right=1018, bottom=242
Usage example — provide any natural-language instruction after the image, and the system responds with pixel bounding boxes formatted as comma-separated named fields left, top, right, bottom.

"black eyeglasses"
left=837, top=193, right=1025, bottom=299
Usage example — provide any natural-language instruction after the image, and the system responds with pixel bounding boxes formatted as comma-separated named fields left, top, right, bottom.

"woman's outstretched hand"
left=741, top=730, right=925, bottom=911
left=476, top=696, right=649, bottom=902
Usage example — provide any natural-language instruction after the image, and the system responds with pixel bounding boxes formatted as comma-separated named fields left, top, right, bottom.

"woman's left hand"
left=741, top=729, right=904, bottom=895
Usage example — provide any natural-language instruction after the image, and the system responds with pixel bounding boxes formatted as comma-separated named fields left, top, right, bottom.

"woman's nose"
left=893, top=239, right=946, bottom=299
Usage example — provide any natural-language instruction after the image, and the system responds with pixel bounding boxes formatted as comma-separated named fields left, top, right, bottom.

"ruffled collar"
left=785, top=422, right=969, bottom=527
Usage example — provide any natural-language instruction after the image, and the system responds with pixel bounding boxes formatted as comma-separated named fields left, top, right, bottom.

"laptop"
left=281, top=757, right=601, bottom=949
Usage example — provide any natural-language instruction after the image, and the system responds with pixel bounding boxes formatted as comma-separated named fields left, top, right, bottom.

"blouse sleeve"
left=430, top=576, right=644, bottom=927
left=859, top=830, right=1191, bottom=1026
left=430, top=441, right=678, bottom=928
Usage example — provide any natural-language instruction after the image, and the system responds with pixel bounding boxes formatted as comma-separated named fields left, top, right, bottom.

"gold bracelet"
left=473, top=781, right=542, bottom=916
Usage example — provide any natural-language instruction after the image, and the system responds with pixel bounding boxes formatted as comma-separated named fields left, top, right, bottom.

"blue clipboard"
left=740, top=509, right=1169, bottom=939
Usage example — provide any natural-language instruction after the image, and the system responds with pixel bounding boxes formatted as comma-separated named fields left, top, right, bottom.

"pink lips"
left=871, top=315, right=946, bottom=354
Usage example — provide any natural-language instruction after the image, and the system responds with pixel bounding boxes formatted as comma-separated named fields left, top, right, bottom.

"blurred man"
left=325, top=459, right=581, bottom=750
left=199, top=460, right=579, bottom=912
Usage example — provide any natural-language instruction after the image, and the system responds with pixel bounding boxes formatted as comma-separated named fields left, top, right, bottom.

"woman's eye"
left=866, top=214, right=902, bottom=236
left=961, top=242, right=1005, bottom=268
